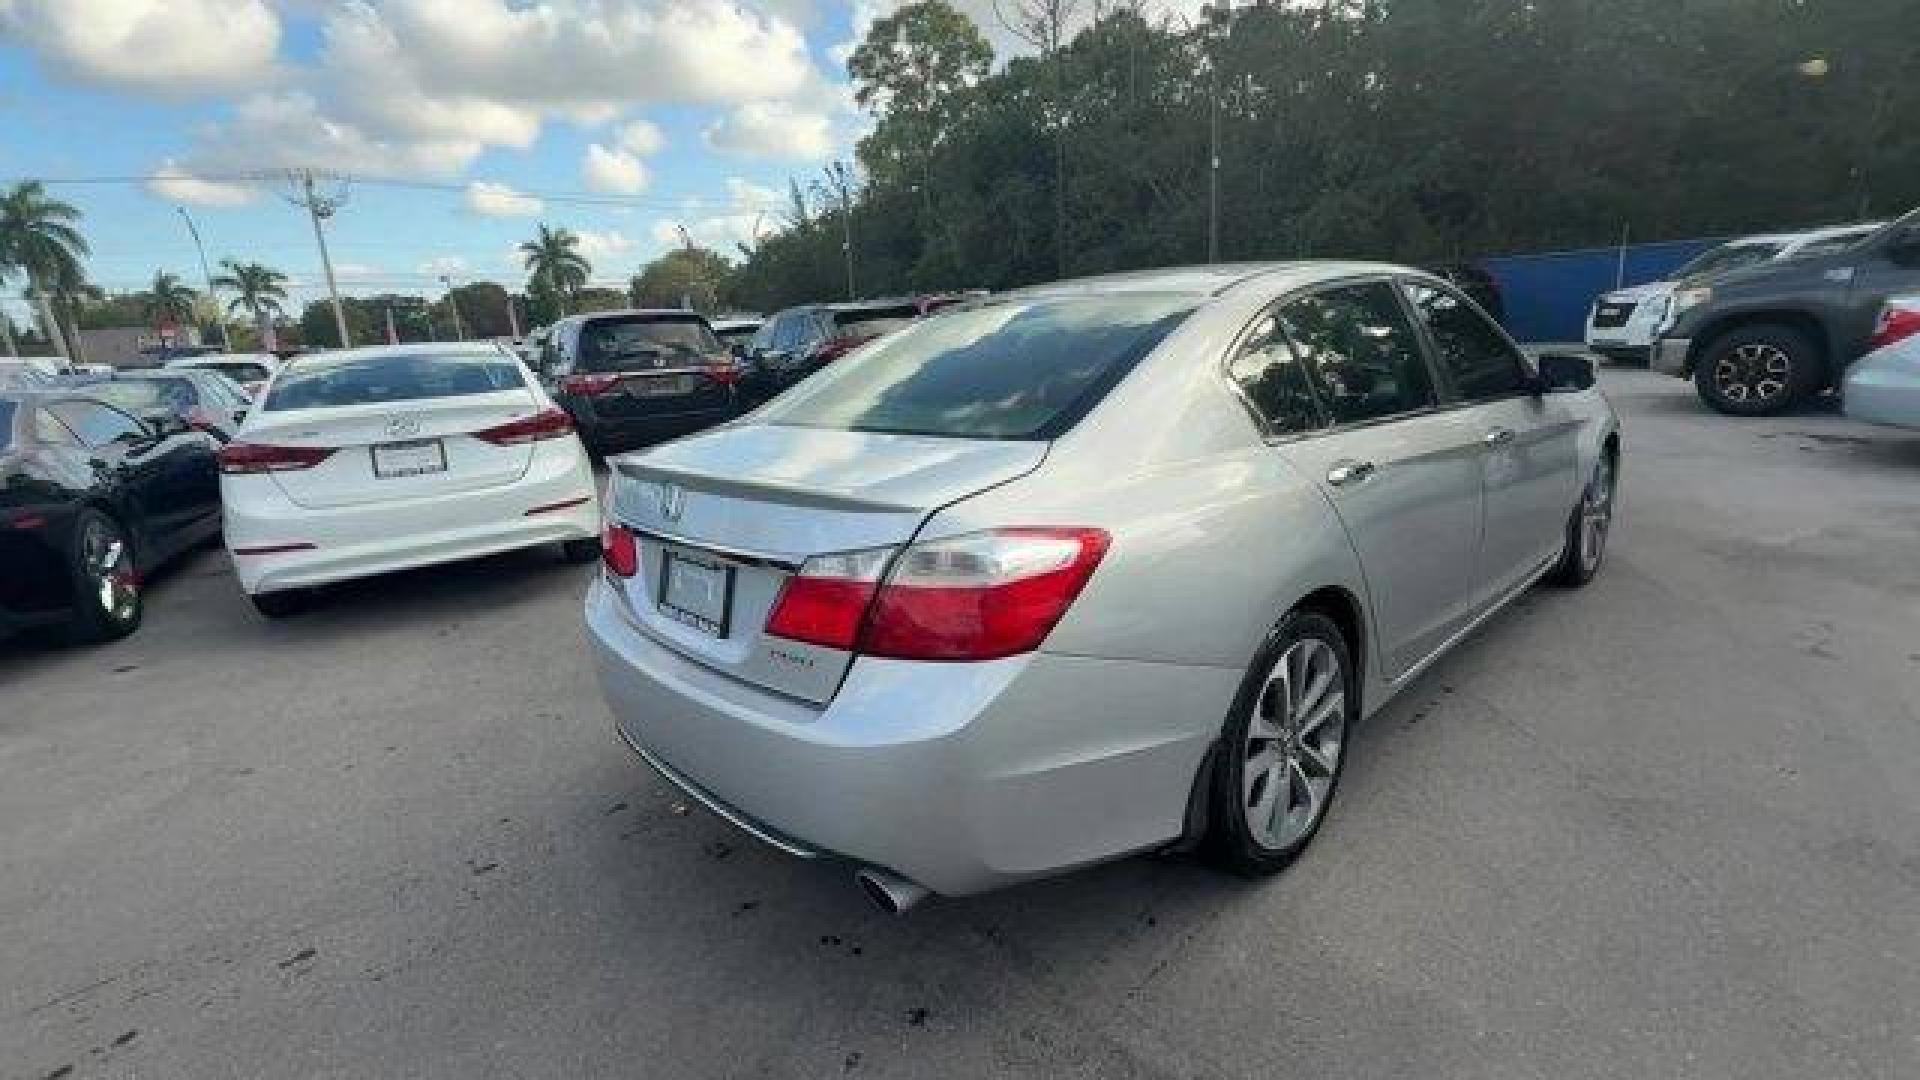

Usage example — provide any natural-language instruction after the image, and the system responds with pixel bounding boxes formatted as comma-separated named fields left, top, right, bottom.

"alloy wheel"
left=82, top=518, right=137, bottom=623
left=1579, top=455, right=1615, bottom=574
left=1241, top=636, right=1346, bottom=850
left=1713, top=342, right=1791, bottom=405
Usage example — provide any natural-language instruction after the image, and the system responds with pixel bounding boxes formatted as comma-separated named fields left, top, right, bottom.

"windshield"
left=90, top=378, right=197, bottom=414
left=833, top=304, right=920, bottom=340
left=196, top=361, right=272, bottom=383
left=578, top=315, right=720, bottom=372
left=264, top=351, right=526, bottom=411
left=757, top=295, right=1194, bottom=440
left=1676, top=243, right=1783, bottom=279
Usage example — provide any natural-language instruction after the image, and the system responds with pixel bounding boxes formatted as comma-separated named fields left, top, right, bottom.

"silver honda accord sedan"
left=587, top=262, right=1619, bottom=911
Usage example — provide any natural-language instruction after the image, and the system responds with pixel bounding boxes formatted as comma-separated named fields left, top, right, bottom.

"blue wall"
left=1483, top=237, right=1720, bottom=343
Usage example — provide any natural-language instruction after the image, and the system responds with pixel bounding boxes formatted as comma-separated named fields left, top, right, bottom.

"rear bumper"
left=577, top=405, right=736, bottom=452
left=1653, top=336, right=1692, bottom=377
left=1843, top=359, right=1920, bottom=430
left=224, top=442, right=599, bottom=595
left=585, top=576, right=1233, bottom=896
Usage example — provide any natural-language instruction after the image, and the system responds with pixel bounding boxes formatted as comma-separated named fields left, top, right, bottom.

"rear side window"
left=1227, top=313, right=1325, bottom=436
left=577, top=315, right=719, bottom=372
left=1403, top=281, right=1529, bottom=401
left=1276, top=282, right=1437, bottom=425
left=265, top=352, right=526, bottom=411
left=758, top=295, right=1195, bottom=440
left=833, top=304, right=919, bottom=340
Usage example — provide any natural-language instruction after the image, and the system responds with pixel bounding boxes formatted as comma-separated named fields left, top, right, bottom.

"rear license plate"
left=626, top=375, right=696, bottom=398
left=371, top=438, right=447, bottom=478
left=658, top=550, right=732, bottom=637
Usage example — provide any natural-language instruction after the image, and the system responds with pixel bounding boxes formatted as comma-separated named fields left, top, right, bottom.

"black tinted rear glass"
left=265, top=351, right=525, bottom=411
left=758, top=295, right=1195, bottom=440
left=0, top=400, right=13, bottom=448
left=578, top=315, right=719, bottom=372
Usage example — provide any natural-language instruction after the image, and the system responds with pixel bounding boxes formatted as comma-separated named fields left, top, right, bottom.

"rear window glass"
left=91, top=378, right=197, bottom=414
left=758, top=295, right=1195, bottom=440
left=578, top=315, right=720, bottom=372
left=265, top=351, right=525, bottom=411
left=197, top=362, right=272, bottom=383
left=833, top=305, right=919, bottom=340
left=713, top=325, right=758, bottom=345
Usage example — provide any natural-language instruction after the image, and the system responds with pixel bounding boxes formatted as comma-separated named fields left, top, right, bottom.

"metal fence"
left=1483, top=237, right=1720, bottom=343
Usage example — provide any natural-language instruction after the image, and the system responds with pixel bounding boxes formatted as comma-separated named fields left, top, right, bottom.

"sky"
left=0, top=0, right=1068, bottom=326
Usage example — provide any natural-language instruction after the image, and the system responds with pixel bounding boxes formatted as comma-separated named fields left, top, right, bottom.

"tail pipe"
left=855, top=868, right=930, bottom=915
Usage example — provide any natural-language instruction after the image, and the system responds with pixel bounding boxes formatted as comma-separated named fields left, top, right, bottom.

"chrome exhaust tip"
left=855, top=868, right=930, bottom=915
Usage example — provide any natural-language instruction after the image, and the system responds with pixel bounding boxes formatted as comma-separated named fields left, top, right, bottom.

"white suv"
left=1585, top=223, right=1882, bottom=363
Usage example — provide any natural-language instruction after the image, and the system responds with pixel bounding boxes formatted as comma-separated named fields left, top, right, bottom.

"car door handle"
left=1483, top=427, right=1516, bottom=447
left=1326, top=459, right=1375, bottom=487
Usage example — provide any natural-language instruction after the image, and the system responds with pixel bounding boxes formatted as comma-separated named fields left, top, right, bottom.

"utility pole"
left=176, top=206, right=227, bottom=349
left=505, top=294, right=522, bottom=339
left=283, top=169, right=352, bottom=348
left=824, top=161, right=856, bottom=300
left=1204, top=0, right=1231, bottom=264
left=440, top=275, right=465, bottom=340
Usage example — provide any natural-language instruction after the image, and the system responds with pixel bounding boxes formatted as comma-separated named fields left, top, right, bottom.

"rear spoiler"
left=611, top=456, right=923, bottom=516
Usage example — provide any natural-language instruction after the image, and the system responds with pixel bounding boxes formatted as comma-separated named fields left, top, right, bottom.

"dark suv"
left=1655, top=207, right=1920, bottom=415
left=743, top=299, right=924, bottom=401
left=536, top=309, right=741, bottom=453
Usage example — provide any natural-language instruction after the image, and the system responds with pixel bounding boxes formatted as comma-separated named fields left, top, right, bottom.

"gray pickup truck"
left=1655, top=207, right=1920, bottom=415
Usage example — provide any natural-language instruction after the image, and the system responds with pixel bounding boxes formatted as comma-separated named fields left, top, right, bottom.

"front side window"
left=1227, top=312, right=1325, bottom=436
left=1404, top=281, right=1529, bottom=401
left=757, top=294, right=1195, bottom=440
left=48, top=400, right=147, bottom=447
left=264, top=351, right=526, bottom=411
left=1275, top=282, right=1437, bottom=425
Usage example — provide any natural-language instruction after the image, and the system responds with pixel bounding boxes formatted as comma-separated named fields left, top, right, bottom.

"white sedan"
left=219, top=342, right=601, bottom=617
left=1844, top=294, right=1920, bottom=430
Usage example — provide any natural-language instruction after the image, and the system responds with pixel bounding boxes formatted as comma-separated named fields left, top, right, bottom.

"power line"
left=20, top=171, right=789, bottom=211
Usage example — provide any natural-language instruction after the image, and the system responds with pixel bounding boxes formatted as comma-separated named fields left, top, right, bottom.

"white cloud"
left=465, top=181, right=543, bottom=217
left=417, top=256, right=470, bottom=278
left=574, top=229, right=636, bottom=263
left=616, top=119, right=667, bottom=157
left=651, top=177, right=785, bottom=254
left=704, top=100, right=834, bottom=161
left=582, top=143, right=650, bottom=194
left=0, top=0, right=280, bottom=96
left=146, top=160, right=257, bottom=207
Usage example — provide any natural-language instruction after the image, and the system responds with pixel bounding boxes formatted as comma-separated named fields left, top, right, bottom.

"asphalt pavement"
left=3, top=366, right=1917, bottom=1080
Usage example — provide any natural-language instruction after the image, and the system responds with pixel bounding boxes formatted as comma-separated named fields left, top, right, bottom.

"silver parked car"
left=588, top=263, right=1620, bottom=911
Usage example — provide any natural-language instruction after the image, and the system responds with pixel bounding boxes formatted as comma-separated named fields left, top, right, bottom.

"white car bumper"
left=1843, top=348, right=1920, bottom=430
left=224, top=443, right=600, bottom=595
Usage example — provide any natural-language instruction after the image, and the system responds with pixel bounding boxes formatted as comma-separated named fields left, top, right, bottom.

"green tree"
left=211, top=260, right=290, bottom=349
left=142, top=270, right=198, bottom=328
left=0, top=180, right=88, bottom=360
left=519, top=224, right=591, bottom=316
left=629, top=247, right=734, bottom=312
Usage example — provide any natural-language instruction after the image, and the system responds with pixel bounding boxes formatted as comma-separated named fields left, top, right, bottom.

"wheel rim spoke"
left=1242, top=637, right=1346, bottom=850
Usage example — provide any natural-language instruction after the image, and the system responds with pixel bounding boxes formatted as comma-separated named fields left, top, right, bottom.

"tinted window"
left=578, top=315, right=719, bottom=372
left=1276, top=283, right=1436, bottom=425
left=1676, top=242, right=1782, bottom=278
left=265, top=351, right=526, bottom=411
left=49, top=400, right=147, bottom=447
left=34, top=408, right=77, bottom=446
left=91, top=377, right=200, bottom=416
left=714, top=325, right=758, bottom=348
left=197, top=362, right=272, bottom=383
left=758, top=295, right=1194, bottom=440
left=1404, top=282, right=1528, bottom=400
left=0, top=400, right=12, bottom=448
left=1227, top=312, right=1325, bottom=435
left=1792, top=233, right=1868, bottom=257
left=833, top=305, right=919, bottom=340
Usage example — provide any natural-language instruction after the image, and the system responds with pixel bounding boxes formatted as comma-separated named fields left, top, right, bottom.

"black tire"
left=1548, top=449, right=1617, bottom=589
left=1205, top=609, right=1356, bottom=876
left=249, top=589, right=312, bottom=619
left=1693, top=324, right=1821, bottom=416
left=560, top=537, right=601, bottom=564
left=62, top=508, right=142, bottom=644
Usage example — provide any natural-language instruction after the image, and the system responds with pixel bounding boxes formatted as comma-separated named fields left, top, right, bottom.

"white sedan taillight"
left=217, top=442, right=335, bottom=474
left=765, top=528, right=1109, bottom=661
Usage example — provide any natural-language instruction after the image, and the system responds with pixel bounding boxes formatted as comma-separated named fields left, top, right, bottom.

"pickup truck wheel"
left=1694, top=324, right=1820, bottom=416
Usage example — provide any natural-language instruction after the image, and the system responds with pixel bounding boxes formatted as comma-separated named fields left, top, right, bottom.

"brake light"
left=562, top=373, right=621, bottom=396
left=809, top=336, right=864, bottom=364
left=1869, top=305, right=1920, bottom=352
left=705, top=358, right=743, bottom=386
left=475, top=407, right=574, bottom=445
left=602, top=522, right=638, bottom=578
left=764, top=528, right=1109, bottom=660
left=217, top=442, right=335, bottom=474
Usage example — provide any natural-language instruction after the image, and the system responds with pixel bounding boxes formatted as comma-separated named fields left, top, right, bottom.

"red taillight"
left=475, top=407, right=574, bottom=446
left=809, top=336, right=863, bottom=364
left=562, top=373, right=621, bottom=396
left=1869, top=305, right=1920, bottom=352
left=602, top=523, right=638, bottom=578
left=705, top=358, right=743, bottom=386
left=217, top=442, right=335, bottom=474
left=764, top=528, right=1109, bottom=661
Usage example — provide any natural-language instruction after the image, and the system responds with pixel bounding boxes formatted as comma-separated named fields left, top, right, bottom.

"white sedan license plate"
left=658, top=550, right=731, bottom=636
left=627, top=375, right=695, bottom=398
left=371, top=438, right=447, bottom=478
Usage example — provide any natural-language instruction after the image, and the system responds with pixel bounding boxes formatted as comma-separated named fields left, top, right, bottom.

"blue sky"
left=0, top=0, right=933, bottom=326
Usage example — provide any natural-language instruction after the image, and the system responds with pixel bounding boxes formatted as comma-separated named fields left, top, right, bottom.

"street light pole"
left=175, top=206, right=227, bottom=348
left=440, top=275, right=466, bottom=340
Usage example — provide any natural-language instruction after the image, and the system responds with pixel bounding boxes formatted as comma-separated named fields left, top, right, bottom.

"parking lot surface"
left=3, top=366, right=1917, bottom=1080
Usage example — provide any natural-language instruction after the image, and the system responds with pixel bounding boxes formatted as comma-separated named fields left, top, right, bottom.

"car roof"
left=560, top=308, right=711, bottom=327
left=280, top=340, right=514, bottom=364
left=1002, top=260, right=1427, bottom=303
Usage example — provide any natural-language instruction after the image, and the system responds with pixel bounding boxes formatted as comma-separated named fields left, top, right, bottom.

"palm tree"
left=210, top=259, right=288, bottom=349
left=0, top=268, right=17, bottom=358
left=143, top=270, right=198, bottom=329
left=0, top=180, right=88, bottom=361
left=519, top=224, right=591, bottom=316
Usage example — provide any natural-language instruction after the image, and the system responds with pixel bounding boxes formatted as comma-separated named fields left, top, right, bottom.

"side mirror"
left=1534, top=352, right=1596, bottom=393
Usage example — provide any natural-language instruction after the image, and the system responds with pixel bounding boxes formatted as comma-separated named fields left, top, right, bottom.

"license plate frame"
left=370, top=438, right=447, bottom=478
left=657, top=549, right=733, bottom=638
